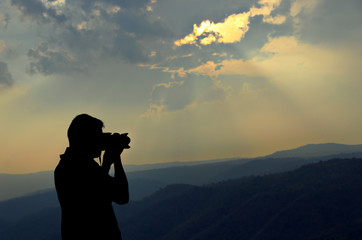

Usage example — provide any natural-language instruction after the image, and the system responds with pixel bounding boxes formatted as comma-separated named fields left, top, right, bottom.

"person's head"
left=67, top=114, right=104, bottom=158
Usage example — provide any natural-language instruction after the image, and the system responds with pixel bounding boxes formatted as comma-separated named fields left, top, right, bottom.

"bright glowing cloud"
left=175, top=0, right=284, bottom=46
left=147, top=0, right=157, bottom=11
left=41, top=0, right=66, bottom=8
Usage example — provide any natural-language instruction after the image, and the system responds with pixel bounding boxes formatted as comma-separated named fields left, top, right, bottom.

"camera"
left=100, top=132, right=131, bottom=151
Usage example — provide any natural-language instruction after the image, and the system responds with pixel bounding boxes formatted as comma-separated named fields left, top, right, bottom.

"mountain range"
left=1, top=157, right=362, bottom=239
left=1, top=143, right=362, bottom=202
left=118, top=158, right=362, bottom=240
left=1, top=142, right=362, bottom=239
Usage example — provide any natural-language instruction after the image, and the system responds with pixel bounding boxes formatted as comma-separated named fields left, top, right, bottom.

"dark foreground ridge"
left=1, top=158, right=362, bottom=239
left=117, top=158, right=362, bottom=240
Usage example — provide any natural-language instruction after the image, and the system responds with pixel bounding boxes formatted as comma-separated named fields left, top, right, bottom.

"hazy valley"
left=1, top=143, right=362, bottom=239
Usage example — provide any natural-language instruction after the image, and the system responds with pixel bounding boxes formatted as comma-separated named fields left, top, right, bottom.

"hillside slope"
left=1, top=158, right=362, bottom=240
left=117, top=158, right=362, bottom=240
left=2, top=143, right=362, bottom=202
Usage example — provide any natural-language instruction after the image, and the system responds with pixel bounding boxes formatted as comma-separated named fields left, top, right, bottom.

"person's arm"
left=102, top=150, right=129, bottom=205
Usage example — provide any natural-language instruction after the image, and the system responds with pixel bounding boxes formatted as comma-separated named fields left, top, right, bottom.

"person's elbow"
left=114, top=193, right=129, bottom=205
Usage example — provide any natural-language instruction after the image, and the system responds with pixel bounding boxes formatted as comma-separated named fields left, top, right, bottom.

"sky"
left=0, top=0, right=362, bottom=173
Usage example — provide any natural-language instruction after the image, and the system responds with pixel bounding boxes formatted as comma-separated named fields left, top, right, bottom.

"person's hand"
left=102, top=133, right=130, bottom=167
left=103, top=148, right=122, bottom=167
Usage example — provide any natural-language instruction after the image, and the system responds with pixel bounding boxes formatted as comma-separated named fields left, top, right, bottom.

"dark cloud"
left=0, top=61, right=14, bottom=87
left=11, top=0, right=174, bottom=75
left=105, top=32, right=149, bottom=63
left=11, top=0, right=66, bottom=24
left=76, top=0, right=150, bottom=11
left=11, top=0, right=296, bottom=76
left=297, top=0, right=362, bottom=45
left=27, top=42, right=83, bottom=75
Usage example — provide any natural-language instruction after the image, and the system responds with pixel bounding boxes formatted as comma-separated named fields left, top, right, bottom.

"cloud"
left=174, top=0, right=284, bottom=46
left=175, top=12, right=251, bottom=46
left=146, top=79, right=192, bottom=113
left=0, top=40, right=6, bottom=53
left=0, top=62, right=14, bottom=87
left=0, top=12, right=10, bottom=27
left=143, top=70, right=234, bottom=116
left=11, top=0, right=66, bottom=23
left=263, top=14, right=287, bottom=24
left=141, top=103, right=166, bottom=118
left=290, top=0, right=320, bottom=17
left=288, top=0, right=361, bottom=46
left=186, top=60, right=263, bottom=78
left=10, top=0, right=173, bottom=75
left=166, top=34, right=362, bottom=99
left=27, top=42, right=83, bottom=75
left=179, top=35, right=362, bottom=94
left=152, top=80, right=185, bottom=91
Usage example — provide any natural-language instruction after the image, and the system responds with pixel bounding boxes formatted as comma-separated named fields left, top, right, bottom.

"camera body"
left=100, top=132, right=130, bottom=151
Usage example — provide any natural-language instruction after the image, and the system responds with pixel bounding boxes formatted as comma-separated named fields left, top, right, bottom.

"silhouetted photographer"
left=55, top=114, right=130, bottom=240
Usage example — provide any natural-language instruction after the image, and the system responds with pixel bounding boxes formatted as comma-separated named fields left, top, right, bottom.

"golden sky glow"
left=1, top=0, right=362, bottom=173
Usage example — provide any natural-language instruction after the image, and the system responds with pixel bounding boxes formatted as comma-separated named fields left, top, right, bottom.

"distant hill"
left=0, top=171, right=54, bottom=202
left=124, top=158, right=240, bottom=172
left=267, top=143, right=362, bottom=159
left=0, top=143, right=362, bottom=202
left=2, top=158, right=362, bottom=239
left=2, top=143, right=362, bottom=202
left=0, top=156, right=312, bottom=226
left=0, top=159, right=243, bottom=202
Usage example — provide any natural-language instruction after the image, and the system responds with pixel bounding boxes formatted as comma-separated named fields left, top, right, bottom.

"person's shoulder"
left=54, top=159, right=67, bottom=176
left=55, top=157, right=76, bottom=175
